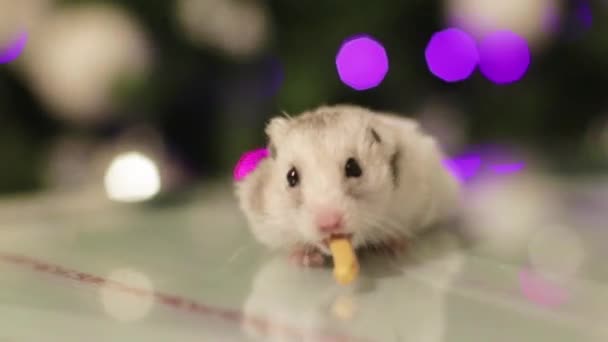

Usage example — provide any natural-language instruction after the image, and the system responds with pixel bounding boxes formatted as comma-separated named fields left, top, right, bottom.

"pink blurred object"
left=519, top=268, right=569, bottom=309
left=233, top=148, right=269, bottom=181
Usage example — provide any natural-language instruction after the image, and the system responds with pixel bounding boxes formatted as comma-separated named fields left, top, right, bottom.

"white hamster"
left=234, top=104, right=460, bottom=265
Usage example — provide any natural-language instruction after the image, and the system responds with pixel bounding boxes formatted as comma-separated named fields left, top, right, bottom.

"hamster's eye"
left=287, top=167, right=299, bottom=187
left=345, top=158, right=362, bottom=178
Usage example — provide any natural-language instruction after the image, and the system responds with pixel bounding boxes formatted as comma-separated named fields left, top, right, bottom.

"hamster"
left=234, top=104, right=461, bottom=266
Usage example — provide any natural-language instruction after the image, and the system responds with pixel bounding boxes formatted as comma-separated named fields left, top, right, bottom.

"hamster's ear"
left=265, top=117, right=290, bottom=159
left=265, top=116, right=289, bottom=138
left=369, top=127, right=382, bottom=144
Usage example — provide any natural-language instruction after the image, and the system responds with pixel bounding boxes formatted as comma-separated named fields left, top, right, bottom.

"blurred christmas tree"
left=0, top=0, right=606, bottom=195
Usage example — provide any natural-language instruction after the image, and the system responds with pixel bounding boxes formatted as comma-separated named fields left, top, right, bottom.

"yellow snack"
left=329, top=237, right=359, bottom=285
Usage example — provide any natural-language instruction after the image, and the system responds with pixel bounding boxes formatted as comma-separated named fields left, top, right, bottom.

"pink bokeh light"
left=519, top=268, right=569, bottom=309
left=233, top=148, right=269, bottom=181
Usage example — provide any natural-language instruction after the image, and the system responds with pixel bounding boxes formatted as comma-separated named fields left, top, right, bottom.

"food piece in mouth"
left=328, top=235, right=359, bottom=285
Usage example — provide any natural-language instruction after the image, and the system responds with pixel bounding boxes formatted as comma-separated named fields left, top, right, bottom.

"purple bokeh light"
left=489, top=162, right=526, bottom=174
left=546, top=0, right=592, bottom=41
left=443, top=154, right=482, bottom=184
left=478, top=30, right=531, bottom=85
left=233, top=147, right=269, bottom=181
left=519, top=269, right=568, bottom=309
left=542, top=3, right=562, bottom=34
left=443, top=144, right=527, bottom=184
left=335, top=34, right=389, bottom=91
left=0, top=31, right=27, bottom=64
left=260, top=56, right=285, bottom=98
left=424, top=28, right=479, bottom=82
left=576, top=0, right=593, bottom=29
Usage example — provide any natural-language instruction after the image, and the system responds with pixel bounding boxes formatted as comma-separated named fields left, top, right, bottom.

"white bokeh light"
left=444, top=0, right=562, bottom=47
left=104, top=151, right=161, bottom=202
left=528, top=224, right=585, bottom=279
left=0, top=0, right=52, bottom=46
left=461, top=172, right=562, bottom=259
left=176, top=0, right=269, bottom=59
left=20, top=3, right=151, bottom=123
left=100, top=268, right=154, bottom=322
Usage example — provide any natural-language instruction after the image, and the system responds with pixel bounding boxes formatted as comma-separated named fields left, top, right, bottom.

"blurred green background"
left=0, top=0, right=606, bottom=197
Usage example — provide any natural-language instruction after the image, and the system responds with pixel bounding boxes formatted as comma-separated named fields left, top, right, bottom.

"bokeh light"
left=478, top=30, right=531, bottom=84
left=100, top=268, right=154, bottom=322
left=444, top=145, right=528, bottom=184
left=234, top=147, right=268, bottom=181
left=0, top=31, right=27, bottom=64
left=489, top=161, right=526, bottom=174
left=104, top=151, right=161, bottom=202
left=21, top=3, right=151, bottom=123
left=543, top=0, right=592, bottom=40
left=477, top=144, right=528, bottom=176
left=519, top=268, right=568, bottom=308
left=542, top=2, right=562, bottom=34
left=444, top=0, right=562, bottom=47
left=425, top=28, right=478, bottom=82
left=576, top=0, right=592, bottom=30
left=460, top=172, right=561, bottom=259
left=0, top=0, right=52, bottom=45
left=528, top=225, right=585, bottom=279
left=335, top=34, right=389, bottom=91
left=176, top=0, right=270, bottom=59
left=443, top=154, right=482, bottom=184
left=259, top=56, right=285, bottom=99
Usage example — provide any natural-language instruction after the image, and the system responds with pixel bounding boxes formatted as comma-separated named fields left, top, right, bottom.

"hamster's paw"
left=288, top=245, right=327, bottom=267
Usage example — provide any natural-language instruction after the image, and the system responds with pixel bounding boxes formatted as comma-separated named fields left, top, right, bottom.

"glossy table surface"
left=0, top=173, right=607, bottom=342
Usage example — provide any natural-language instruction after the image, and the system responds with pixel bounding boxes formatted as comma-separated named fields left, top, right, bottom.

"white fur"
left=235, top=104, right=461, bottom=253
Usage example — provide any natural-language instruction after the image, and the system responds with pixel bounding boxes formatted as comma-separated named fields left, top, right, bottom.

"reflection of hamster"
left=242, top=229, right=464, bottom=342
left=235, top=104, right=460, bottom=265
left=241, top=257, right=338, bottom=342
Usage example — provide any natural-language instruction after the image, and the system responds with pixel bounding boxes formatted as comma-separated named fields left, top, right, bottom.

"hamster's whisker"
left=280, top=110, right=292, bottom=118
left=360, top=215, right=391, bottom=242
left=376, top=215, right=409, bottom=239
left=360, top=213, right=408, bottom=248
left=221, top=240, right=272, bottom=268
left=360, top=214, right=401, bottom=244
left=225, top=245, right=249, bottom=264
left=357, top=220, right=401, bottom=263
left=361, top=212, right=400, bottom=236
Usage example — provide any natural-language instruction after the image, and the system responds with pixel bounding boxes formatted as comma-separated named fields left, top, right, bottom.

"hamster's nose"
left=315, top=209, right=344, bottom=233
